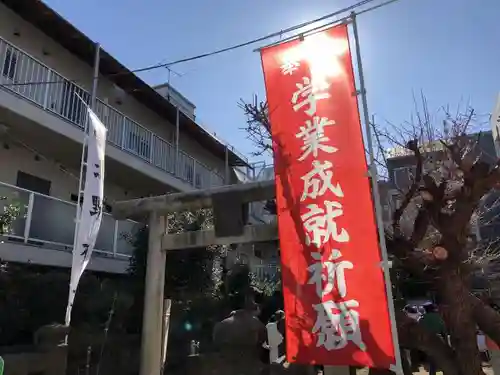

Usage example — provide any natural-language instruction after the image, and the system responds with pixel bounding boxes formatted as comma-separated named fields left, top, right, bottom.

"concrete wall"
left=0, top=3, right=226, bottom=176
left=0, top=141, right=133, bottom=274
left=0, top=140, right=134, bottom=202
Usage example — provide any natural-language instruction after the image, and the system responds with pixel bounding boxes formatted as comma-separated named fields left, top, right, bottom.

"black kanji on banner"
left=80, top=243, right=90, bottom=261
left=93, top=163, right=100, bottom=179
left=89, top=195, right=102, bottom=216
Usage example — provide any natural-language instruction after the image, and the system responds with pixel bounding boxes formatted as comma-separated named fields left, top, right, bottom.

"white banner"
left=490, top=93, right=500, bottom=158
left=65, top=107, right=107, bottom=325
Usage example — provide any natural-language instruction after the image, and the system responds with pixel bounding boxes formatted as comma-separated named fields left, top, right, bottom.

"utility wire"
left=0, top=0, right=390, bottom=90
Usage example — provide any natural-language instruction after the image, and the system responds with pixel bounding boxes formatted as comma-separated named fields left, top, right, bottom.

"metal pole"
left=351, top=12, right=403, bottom=375
left=140, top=212, right=167, bottom=375
left=85, top=346, right=92, bottom=375
left=161, top=298, right=172, bottom=374
left=65, top=42, right=100, bottom=327
left=224, top=147, right=229, bottom=184
left=90, top=43, right=100, bottom=110
left=175, top=107, right=180, bottom=156
left=175, top=107, right=180, bottom=174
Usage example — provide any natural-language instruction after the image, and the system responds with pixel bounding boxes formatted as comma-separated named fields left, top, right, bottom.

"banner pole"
left=65, top=42, right=100, bottom=326
left=350, top=12, right=403, bottom=374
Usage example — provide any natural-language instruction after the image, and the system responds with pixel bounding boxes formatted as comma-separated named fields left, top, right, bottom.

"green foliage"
left=0, top=263, right=131, bottom=345
left=128, top=209, right=224, bottom=300
left=127, top=209, right=228, bottom=334
left=0, top=196, right=22, bottom=235
left=223, top=263, right=253, bottom=297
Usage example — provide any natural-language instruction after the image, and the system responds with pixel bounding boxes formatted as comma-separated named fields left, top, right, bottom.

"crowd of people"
left=212, top=292, right=493, bottom=374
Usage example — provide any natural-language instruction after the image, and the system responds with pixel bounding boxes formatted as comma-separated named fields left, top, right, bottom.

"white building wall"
left=0, top=141, right=134, bottom=202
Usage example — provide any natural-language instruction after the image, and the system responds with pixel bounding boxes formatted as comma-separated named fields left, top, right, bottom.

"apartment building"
left=386, top=131, right=498, bottom=237
left=225, top=162, right=280, bottom=282
left=155, top=83, right=196, bottom=121
left=0, top=0, right=248, bottom=274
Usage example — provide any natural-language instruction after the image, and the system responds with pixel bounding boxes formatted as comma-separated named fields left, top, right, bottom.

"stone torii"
left=113, top=180, right=277, bottom=375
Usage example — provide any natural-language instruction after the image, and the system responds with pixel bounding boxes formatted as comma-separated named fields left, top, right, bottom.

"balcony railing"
left=0, top=37, right=226, bottom=189
left=0, top=181, right=140, bottom=258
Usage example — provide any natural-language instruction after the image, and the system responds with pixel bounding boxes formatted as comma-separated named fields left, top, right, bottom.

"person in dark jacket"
left=420, top=303, right=447, bottom=375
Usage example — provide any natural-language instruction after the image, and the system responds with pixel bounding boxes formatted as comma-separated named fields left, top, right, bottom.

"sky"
left=43, top=0, right=500, bottom=162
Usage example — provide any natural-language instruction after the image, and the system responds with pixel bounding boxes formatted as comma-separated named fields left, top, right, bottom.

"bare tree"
left=240, top=94, right=500, bottom=375
left=238, top=96, right=272, bottom=157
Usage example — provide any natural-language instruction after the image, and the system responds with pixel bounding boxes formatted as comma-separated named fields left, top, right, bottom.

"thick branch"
left=452, top=163, right=500, bottom=231
left=385, top=235, right=435, bottom=273
left=397, top=312, right=459, bottom=375
left=393, top=140, right=423, bottom=235
left=470, top=293, right=500, bottom=346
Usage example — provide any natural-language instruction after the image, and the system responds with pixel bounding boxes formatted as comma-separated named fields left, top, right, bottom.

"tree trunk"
left=438, top=267, right=484, bottom=375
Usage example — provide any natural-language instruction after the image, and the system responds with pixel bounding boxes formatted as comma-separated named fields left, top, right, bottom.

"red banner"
left=260, top=24, right=396, bottom=368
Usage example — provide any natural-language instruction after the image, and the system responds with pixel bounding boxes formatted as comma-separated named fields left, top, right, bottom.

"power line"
left=0, top=0, right=390, bottom=90
left=257, top=0, right=401, bottom=50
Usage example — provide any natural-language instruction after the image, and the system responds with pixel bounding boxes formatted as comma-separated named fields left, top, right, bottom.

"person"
left=212, top=292, right=267, bottom=359
left=419, top=303, right=447, bottom=375
left=264, top=310, right=286, bottom=365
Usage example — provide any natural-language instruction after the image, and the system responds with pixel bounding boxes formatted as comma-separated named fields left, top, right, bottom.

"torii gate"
left=113, top=180, right=277, bottom=375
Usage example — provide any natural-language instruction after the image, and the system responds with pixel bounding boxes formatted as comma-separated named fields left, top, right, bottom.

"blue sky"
left=43, top=0, right=500, bottom=162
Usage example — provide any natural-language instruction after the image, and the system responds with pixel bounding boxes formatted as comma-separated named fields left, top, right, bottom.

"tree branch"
left=397, top=311, right=459, bottom=375
left=392, top=140, right=423, bottom=235
left=239, top=96, right=272, bottom=157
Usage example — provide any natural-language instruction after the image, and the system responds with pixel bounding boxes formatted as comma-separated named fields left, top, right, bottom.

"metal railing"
left=0, top=181, right=140, bottom=258
left=0, top=37, right=226, bottom=189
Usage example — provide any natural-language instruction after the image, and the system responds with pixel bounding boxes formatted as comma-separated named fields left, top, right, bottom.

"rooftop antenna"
left=165, top=66, right=183, bottom=102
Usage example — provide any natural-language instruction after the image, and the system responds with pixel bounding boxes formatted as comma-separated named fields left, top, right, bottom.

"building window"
left=2, top=47, right=17, bottom=80
left=16, top=171, right=51, bottom=195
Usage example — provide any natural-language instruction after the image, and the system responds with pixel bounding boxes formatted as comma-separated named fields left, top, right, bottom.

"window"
left=2, top=47, right=17, bottom=80
left=16, top=171, right=51, bottom=195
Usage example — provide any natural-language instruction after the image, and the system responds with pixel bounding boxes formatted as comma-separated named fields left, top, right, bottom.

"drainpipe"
left=90, top=43, right=100, bottom=110
left=175, top=107, right=180, bottom=174
left=224, top=146, right=229, bottom=185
